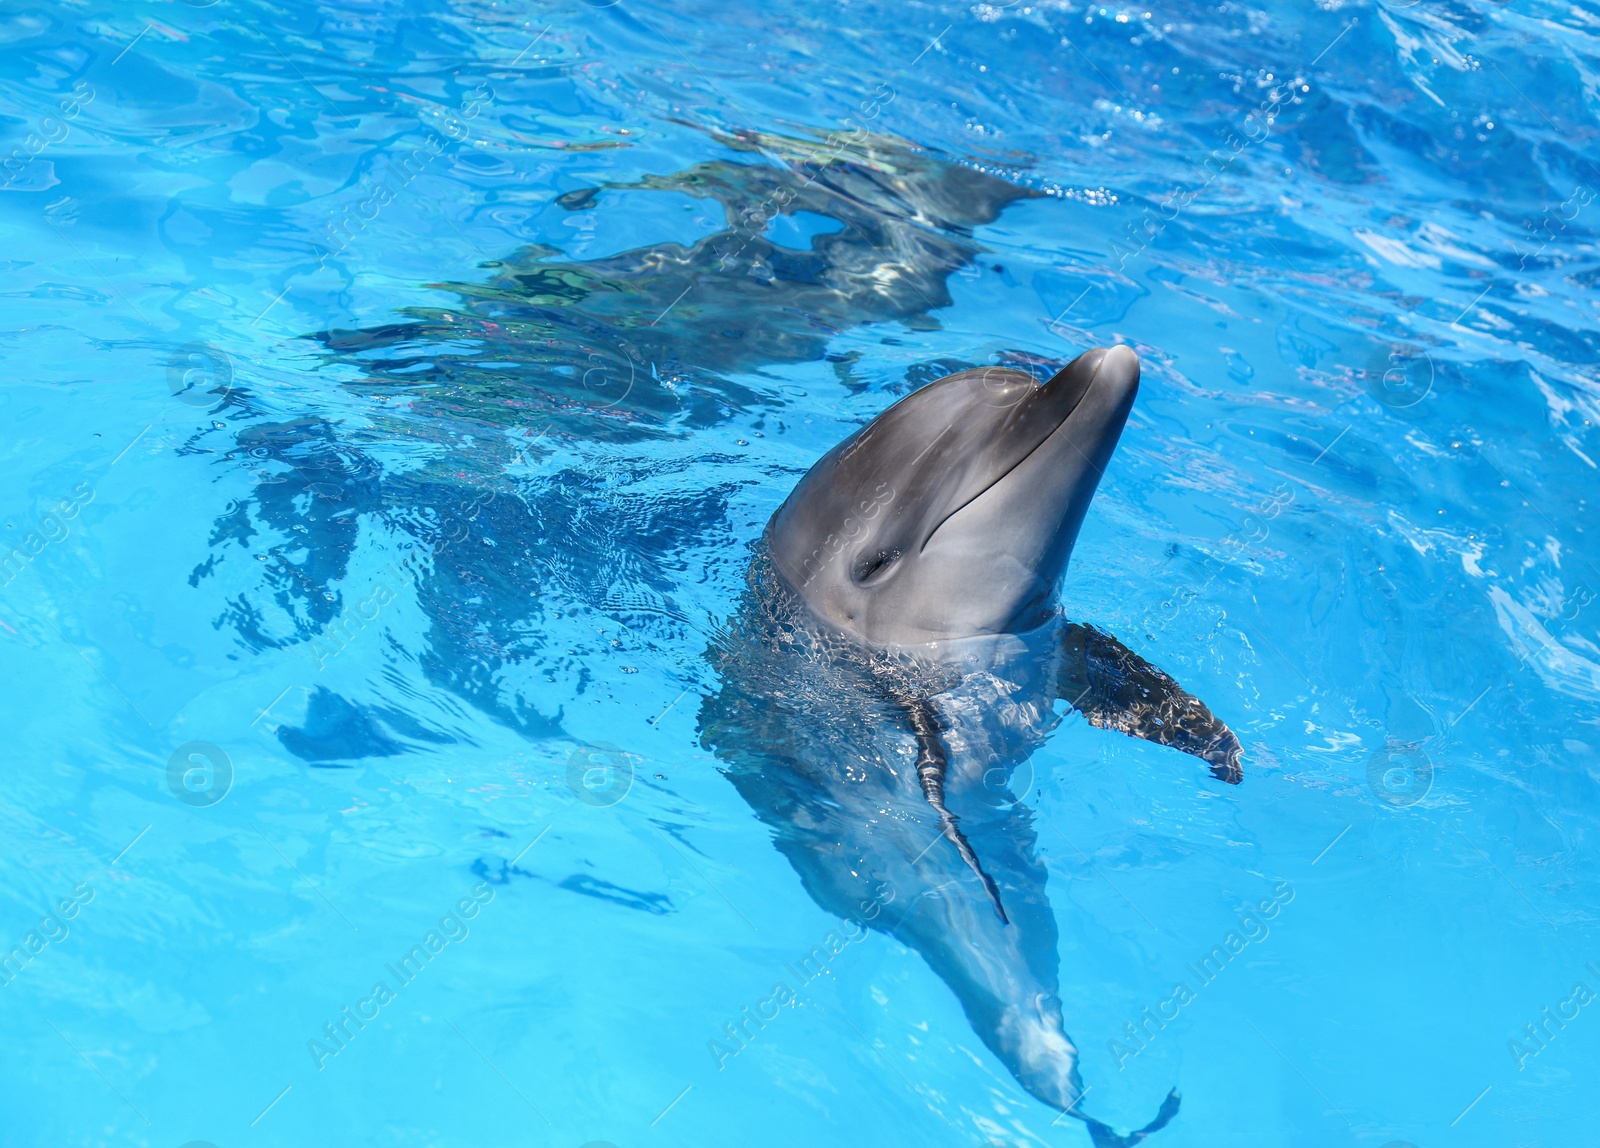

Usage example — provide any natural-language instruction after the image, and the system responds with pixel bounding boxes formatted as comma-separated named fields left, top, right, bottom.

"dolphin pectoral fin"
left=1059, top=623, right=1243, bottom=784
left=1075, top=1089, right=1183, bottom=1148
left=904, top=699, right=1010, bottom=924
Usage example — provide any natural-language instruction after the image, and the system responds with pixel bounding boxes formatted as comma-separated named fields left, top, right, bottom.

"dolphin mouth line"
left=917, top=364, right=1100, bottom=556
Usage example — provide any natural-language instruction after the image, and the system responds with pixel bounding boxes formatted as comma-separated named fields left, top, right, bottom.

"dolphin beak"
left=1090, top=344, right=1139, bottom=399
left=1042, top=344, right=1139, bottom=411
left=1034, top=344, right=1139, bottom=454
left=1065, top=344, right=1138, bottom=470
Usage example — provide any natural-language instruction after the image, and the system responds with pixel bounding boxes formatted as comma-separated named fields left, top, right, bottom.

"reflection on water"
left=202, top=129, right=1041, bottom=739
left=311, top=128, right=1039, bottom=440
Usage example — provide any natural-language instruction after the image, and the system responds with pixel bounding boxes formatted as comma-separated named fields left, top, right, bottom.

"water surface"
left=1, top=1, right=1597, bottom=1145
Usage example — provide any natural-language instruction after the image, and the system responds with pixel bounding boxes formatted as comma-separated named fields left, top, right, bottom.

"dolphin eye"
left=852, top=548, right=901, bottom=584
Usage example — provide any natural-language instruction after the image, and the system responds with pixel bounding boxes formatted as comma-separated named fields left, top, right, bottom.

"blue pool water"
left=2, top=1, right=1598, bottom=1144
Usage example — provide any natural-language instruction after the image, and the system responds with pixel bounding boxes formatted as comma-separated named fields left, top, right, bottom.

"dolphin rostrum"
left=700, top=346, right=1241, bottom=1145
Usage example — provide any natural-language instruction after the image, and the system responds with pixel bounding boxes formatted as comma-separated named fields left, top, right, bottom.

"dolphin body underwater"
left=699, top=346, right=1242, bottom=1145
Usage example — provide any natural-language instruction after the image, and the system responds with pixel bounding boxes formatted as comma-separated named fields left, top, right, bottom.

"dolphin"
left=699, top=346, right=1240, bottom=1145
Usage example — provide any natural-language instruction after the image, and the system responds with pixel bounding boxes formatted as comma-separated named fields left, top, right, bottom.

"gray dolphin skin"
left=700, top=346, right=1241, bottom=1146
left=771, top=346, right=1143, bottom=645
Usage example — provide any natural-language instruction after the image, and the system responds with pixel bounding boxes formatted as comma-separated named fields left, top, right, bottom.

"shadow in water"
left=310, top=127, right=1041, bottom=440
left=195, top=129, right=1042, bottom=740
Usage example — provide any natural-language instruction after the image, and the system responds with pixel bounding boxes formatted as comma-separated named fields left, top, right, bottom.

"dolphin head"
left=768, top=346, right=1139, bottom=645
